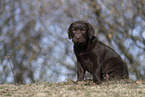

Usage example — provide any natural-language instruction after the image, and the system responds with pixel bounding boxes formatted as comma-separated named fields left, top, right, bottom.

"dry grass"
left=0, top=79, right=145, bottom=97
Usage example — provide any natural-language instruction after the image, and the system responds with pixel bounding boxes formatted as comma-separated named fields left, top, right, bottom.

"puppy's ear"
left=68, top=23, right=73, bottom=39
left=85, top=22, right=95, bottom=39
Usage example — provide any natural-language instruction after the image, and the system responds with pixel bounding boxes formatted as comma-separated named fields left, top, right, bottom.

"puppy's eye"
left=71, top=28, right=75, bottom=33
left=71, top=29, right=74, bottom=31
left=83, top=29, right=86, bottom=31
left=82, top=28, right=86, bottom=33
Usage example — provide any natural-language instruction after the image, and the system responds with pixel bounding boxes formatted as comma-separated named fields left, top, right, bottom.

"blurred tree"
left=0, top=0, right=144, bottom=84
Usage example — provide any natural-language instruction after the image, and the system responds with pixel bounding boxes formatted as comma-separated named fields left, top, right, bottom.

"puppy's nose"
left=76, top=34, right=81, bottom=39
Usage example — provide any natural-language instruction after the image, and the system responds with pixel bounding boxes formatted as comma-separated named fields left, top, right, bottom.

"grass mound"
left=0, top=79, right=145, bottom=97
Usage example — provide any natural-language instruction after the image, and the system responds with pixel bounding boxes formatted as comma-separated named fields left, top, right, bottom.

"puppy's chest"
left=77, top=54, right=94, bottom=73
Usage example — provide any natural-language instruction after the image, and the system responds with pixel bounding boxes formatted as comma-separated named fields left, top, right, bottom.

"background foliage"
left=0, top=0, right=145, bottom=84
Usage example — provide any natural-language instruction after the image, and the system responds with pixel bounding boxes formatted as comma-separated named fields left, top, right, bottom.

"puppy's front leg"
left=93, top=58, right=102, bottom=84
left=77, top=61, right=85, bottom=81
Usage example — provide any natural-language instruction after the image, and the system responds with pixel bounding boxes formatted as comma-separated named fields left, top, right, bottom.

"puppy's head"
left=68, top=21, right=95, bottom=44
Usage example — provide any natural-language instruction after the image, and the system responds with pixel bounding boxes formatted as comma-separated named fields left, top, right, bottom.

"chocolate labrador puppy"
left=68, top=20, right=129, bottom=84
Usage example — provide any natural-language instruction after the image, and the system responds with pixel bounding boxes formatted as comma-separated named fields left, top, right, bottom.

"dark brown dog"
left=68, top=20, right=129, bottom=84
